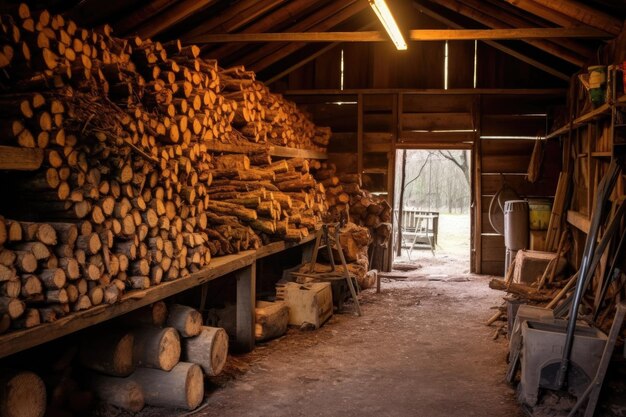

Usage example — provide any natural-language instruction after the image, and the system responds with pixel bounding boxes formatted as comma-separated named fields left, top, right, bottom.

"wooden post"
left=395, top=150, right=407, bottom=257
left=235, top=263, right=256, bottom=353
left=300, top=240, right=315, bottom=264
left=357, top=93, right=364, bottom=176
left=473, top=95, right=483, bottom=274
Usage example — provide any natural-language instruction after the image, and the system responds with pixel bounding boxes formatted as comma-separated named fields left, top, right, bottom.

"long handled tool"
left=551, top=161, right=620, bottom=390
left=567, top=302, right=626, bottom=417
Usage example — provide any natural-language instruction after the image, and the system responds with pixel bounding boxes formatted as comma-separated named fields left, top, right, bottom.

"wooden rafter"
left=413, top=1, right=570, bottom=81
left=228, top=0, right=363, bottom=68
left=111, top=0, right=177, bottom=35
left=504, top=0, right=584, bottom=28
left=533, top=0, right=623, bottom=36
left=249, top=3, right=369, bottom=72
left=200, top=0, right=322, bottom=59
left=191, top=27, right=609, bottom=43
left=433, top=0, right=587, bottom=66
left=265, top=42, right=340, bottom=85
left=481, top=0, right=595, bottom=58
left=67, top=0, right=144, bottom=27
left=133, top=0, right=217, bottom=39
left=181, top=0, right=287, bottom=41
left=264, top=22, right=375, bottom=84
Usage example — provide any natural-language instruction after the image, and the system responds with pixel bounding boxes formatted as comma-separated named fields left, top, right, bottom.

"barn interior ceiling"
left=18, top=0, right=626, bottom=82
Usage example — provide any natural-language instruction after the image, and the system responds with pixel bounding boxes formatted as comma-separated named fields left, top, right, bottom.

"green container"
left=589, top=65, right=607, bottom=107
left=527, top=199, right=552, bottom=231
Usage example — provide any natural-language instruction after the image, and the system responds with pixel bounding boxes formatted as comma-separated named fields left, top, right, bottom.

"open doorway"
left=392, top=149, right=471, bottom=272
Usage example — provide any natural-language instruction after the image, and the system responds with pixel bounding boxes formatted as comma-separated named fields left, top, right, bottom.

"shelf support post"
left=235, top=263, right=257, bottom=353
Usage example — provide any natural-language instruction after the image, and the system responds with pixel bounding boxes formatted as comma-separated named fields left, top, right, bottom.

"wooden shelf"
left=591, top=151, right=612, bottom=158
left=0, top=234, right=317, bottom=359
left=567, top=210, right=590, bottom=234
left=203, top=141, right=327, bottom=160
left=0, top=146, right=43, bottom=170
left=546, top=97, right=622, bottom=139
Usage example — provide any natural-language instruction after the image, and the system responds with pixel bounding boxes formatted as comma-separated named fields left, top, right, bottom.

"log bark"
left=90, top=374, right=145, bottom=412
left=166, top=304, right=202, bottom=337
left=181, top=326, right=228, bottom=376
left=133, top=326, right=181, bottom=371
left=127, top=362, right=204, bottom=410
left=79, top=330, right=135, bottom=377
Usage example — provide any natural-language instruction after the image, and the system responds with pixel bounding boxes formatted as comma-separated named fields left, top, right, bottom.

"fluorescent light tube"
left=369, top=0, right=407, bottom=50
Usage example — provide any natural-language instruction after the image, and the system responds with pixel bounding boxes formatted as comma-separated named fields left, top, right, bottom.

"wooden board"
left=482, top=154, right=532, bottom=173
left=481, top=94, right=564, bottom=115
left=481, top=234, right=505, bottom=262
left=402, top=94, right=473, bottom=113
left=481, top=260, right=505, bottom=276
left=481, top=173, right=557, bottom=196
left=401, top=112, right=473, bottom=131
left=481, top=115, right=547, bottom=136
left=0, top=146, right=44, bottom=170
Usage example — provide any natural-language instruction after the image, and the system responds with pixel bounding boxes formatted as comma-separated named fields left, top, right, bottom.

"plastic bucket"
left=527, top=199, right=552, bottom=231
left=504, top=200, right=529, bottom=250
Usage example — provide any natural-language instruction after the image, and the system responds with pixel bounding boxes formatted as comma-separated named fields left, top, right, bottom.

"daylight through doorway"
left=393, top=149, right=471, bottom=270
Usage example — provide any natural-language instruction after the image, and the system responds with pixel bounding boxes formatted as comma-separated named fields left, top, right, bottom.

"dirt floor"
left=105, top=214, right=529, bottom=417
left=98, top=213, right=626, bottom=417
left=170, top=214, right=525, bottom=417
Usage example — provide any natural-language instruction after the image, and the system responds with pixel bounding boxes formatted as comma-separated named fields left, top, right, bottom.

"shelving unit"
left=0, top=235, right=317, bottom=359
left=546, top=72, right=625, bottom=270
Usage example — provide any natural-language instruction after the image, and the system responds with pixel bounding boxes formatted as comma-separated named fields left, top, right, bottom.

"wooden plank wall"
left=478, top=94, right=562, bottom=274
left=292, top=91, right=564, bottom=275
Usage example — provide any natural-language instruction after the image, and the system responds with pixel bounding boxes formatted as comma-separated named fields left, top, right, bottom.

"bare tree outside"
left=395, top=150, right=470, bottom=214
left=394, top=149, right=471, bottom=264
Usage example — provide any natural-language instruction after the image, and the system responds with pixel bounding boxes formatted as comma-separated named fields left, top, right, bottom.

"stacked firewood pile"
left=313, top=163, right=391, bottom=228
left=0, top=4, right=329, bottom=332
left=3, top=302, right=228, bottom=415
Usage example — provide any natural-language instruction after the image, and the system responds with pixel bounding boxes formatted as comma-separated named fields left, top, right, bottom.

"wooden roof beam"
left=413, top=1, right=570, bottom=81
left=226, top=0, right=361, bottom=69
left=192, top=28, right=609, bottom=42
left=533, top=0, right=623, bottom=36
left=433, top=0, right=587, bottom=66
left=248, top=2, right=369, bottom=72
left=200, top=0, right=323, bottom=59
left=181, top=0, right=287, bottom=41
left=110, top=0, right=177, bottom=35
left=479, top=0, right=595, bottom=58
left=504, top=0, right=587, bottom=28
left=264, top=22, right=375, bottom=84
left=133, top=0, right=217, bottom=39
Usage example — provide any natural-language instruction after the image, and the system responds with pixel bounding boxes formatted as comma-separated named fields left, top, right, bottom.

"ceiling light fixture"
left=369, top=0, right=407, bottom=50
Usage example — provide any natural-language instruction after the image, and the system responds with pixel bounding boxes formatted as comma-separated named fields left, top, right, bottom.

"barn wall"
left=290, top=90, right=564, bottom=275
left=272, top=34, right=566, bottom=91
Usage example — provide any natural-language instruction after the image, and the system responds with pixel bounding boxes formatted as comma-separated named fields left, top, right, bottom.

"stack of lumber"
left=13, top=302, right=228, bottom=416
left=0, top=5, right=330, bottom=332
left=313, top=163, right=391, bottom=228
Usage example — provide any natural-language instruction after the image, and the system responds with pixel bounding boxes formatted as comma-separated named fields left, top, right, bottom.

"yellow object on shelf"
left=528, top=199, right=552, bottom=230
